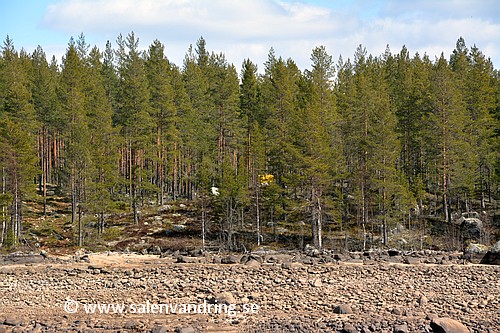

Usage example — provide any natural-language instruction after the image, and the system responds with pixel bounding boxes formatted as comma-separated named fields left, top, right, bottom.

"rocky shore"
left=0, top=251, right=499, bottom=332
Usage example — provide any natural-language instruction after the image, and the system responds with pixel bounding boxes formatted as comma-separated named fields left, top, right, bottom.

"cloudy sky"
left=1, top=0, right=499, bottom=72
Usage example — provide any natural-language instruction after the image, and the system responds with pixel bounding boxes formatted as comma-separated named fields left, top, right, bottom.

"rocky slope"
left=0, top=252, right=499, bottom=333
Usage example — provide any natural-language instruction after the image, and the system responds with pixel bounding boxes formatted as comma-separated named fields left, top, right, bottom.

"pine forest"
left=1, top=33, right=499, bottom=252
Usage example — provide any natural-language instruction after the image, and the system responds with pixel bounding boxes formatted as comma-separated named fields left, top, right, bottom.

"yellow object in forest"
left=259, top=174, right=274, bottom=186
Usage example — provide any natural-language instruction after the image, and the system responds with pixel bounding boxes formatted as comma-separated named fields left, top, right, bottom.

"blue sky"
left=1, top=0, right=499, bottom=71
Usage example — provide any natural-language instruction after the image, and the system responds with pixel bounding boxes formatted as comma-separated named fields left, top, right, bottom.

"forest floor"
left=0, top=252, right=499, bottom=332
left=15, top=184, right=500, bottom=256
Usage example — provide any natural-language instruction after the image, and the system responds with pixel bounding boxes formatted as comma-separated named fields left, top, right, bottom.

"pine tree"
left=204, top=50, right=245, bottom=249
left=451, top=38, right=497, bottom=209
left=0, top=36, right=38, bottom=247
left=240, top=59, right=266, bottom=244
left=31, top=45, right=59, bottom=215
left=260, top=50, right=302, bottom=245
left=429, top=53, right=469, bottom=224
left=300, top=45, right=341, bottom=249
left=182, top=40, right=214, bottom=197
left=408, top=53, right=433, bottom=212
left=168, top=63, right=192, bottom=198
left=84, top=46, right=120, bottom=241
left=58, top=37, right=91, bottom=239
left=240, top=58, right=261, bottom=183
left=337, top=45, right=410, bottom=248
left=468, top=45, right=497, bottom=207
left=102, top=40, right=118, bottom=110
left=206, top=52, right=242, bottom=176
left=115, top=32, right=154, bottom=224
left=145, top=39, right=179, bottom=203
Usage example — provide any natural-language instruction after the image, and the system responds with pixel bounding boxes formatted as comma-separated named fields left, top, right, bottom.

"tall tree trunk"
left=382, top=188, right=389, bottom=246
left=442, top=123, right=449, bottom=224
left=42, top=128, right=47, bottom=216
left=201, top=196, right=206, bottom=251
left=11, top=171, right=19, bottom=247
left=1, top=168, right=5, bottom=247
left=71, top=163, right=76, bottom=226
left=317, top=196, right=322, bottom=250
left=256, top=186, right=261, bottom=246
left=78, top=204, right=83, bottom=246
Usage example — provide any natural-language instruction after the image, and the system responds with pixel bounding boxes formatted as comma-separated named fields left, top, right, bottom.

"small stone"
left=4, top=315, right=23, bottom=326
left=334, top=304, right=353, bottom=314
left=393, top=324, right=409, bottom=333
left=214, top=291, right=236, bottom=305
left=342, top=323, right=357, bottom=333
left=418, top=295, right=428, bottom=306
left=123, top=320, right=138, bottom=329
left=175, top=326, right=195, bottom=333
left=310, top=278, right=323, bottom=287
left=152, top=325, right=169, bottom=333
left=392, top=308, right=403, bottom=315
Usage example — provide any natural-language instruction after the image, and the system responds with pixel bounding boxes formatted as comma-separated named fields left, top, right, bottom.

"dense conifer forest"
left=0, top=33, right=499, bottom=251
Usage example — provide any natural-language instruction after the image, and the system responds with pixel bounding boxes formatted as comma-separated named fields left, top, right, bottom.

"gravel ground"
left=0, top=252, right=499, bottom=333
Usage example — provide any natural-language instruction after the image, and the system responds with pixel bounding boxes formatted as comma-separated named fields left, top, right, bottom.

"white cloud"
left=40, top=0, right=500, bottom=70
left=42, top=0, right=338, bottom=39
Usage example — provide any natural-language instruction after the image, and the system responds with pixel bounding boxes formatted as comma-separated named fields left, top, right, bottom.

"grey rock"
left=404, top=256, right=421, bottom=265
left=342, top=323, right=357, bottom=333
left=460, top=213, right=483, bottom=242
left=221, top=255, right=239, bottom=264
left=175, top=326, right=195, bottom=333
left=4, top=315, right=23, bottom=326
left=388, top=249, right=400, bottom=256
left=393, top=324, right=409, bottom=333
left=465, top=243, right=489, bottom=254
left=123, top=320, right=139, bottom=329
left=213, top=291, right=236, bottom=305
left=334, top=253, right=346, bottom=261
left=240, top=254, right=263, bottom=264
left=176, top=255, right=199, bottom=263
left=151, top=325, right=169, bottom=333
left=418, top=295, right=428, bottom=306
left=245, top=259, right=261, bottom=267
left=491, top=240, right=500, bottom=253
left=310, top=278, right=323, bottom=287
left=173, top=224, right=186, bottom=232
left=158, top=204, right=171, bottom=212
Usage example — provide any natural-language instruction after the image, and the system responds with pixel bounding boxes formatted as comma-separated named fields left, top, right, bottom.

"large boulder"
left=480, top=240, right=500, bottom=265
left=491, top=240, right=500, bottom=253
left=0, top=252, right=45, bottom=265
left=430, top=317, right=469, bottom=333
left=221, top=255, right=239, bottom=264
left=459, top=212, right=483, bottom=242
left=464, top=243, right=489, bottom=264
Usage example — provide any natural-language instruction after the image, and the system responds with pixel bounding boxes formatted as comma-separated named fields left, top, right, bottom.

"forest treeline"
left=0, top=33, right=499, bottom=250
